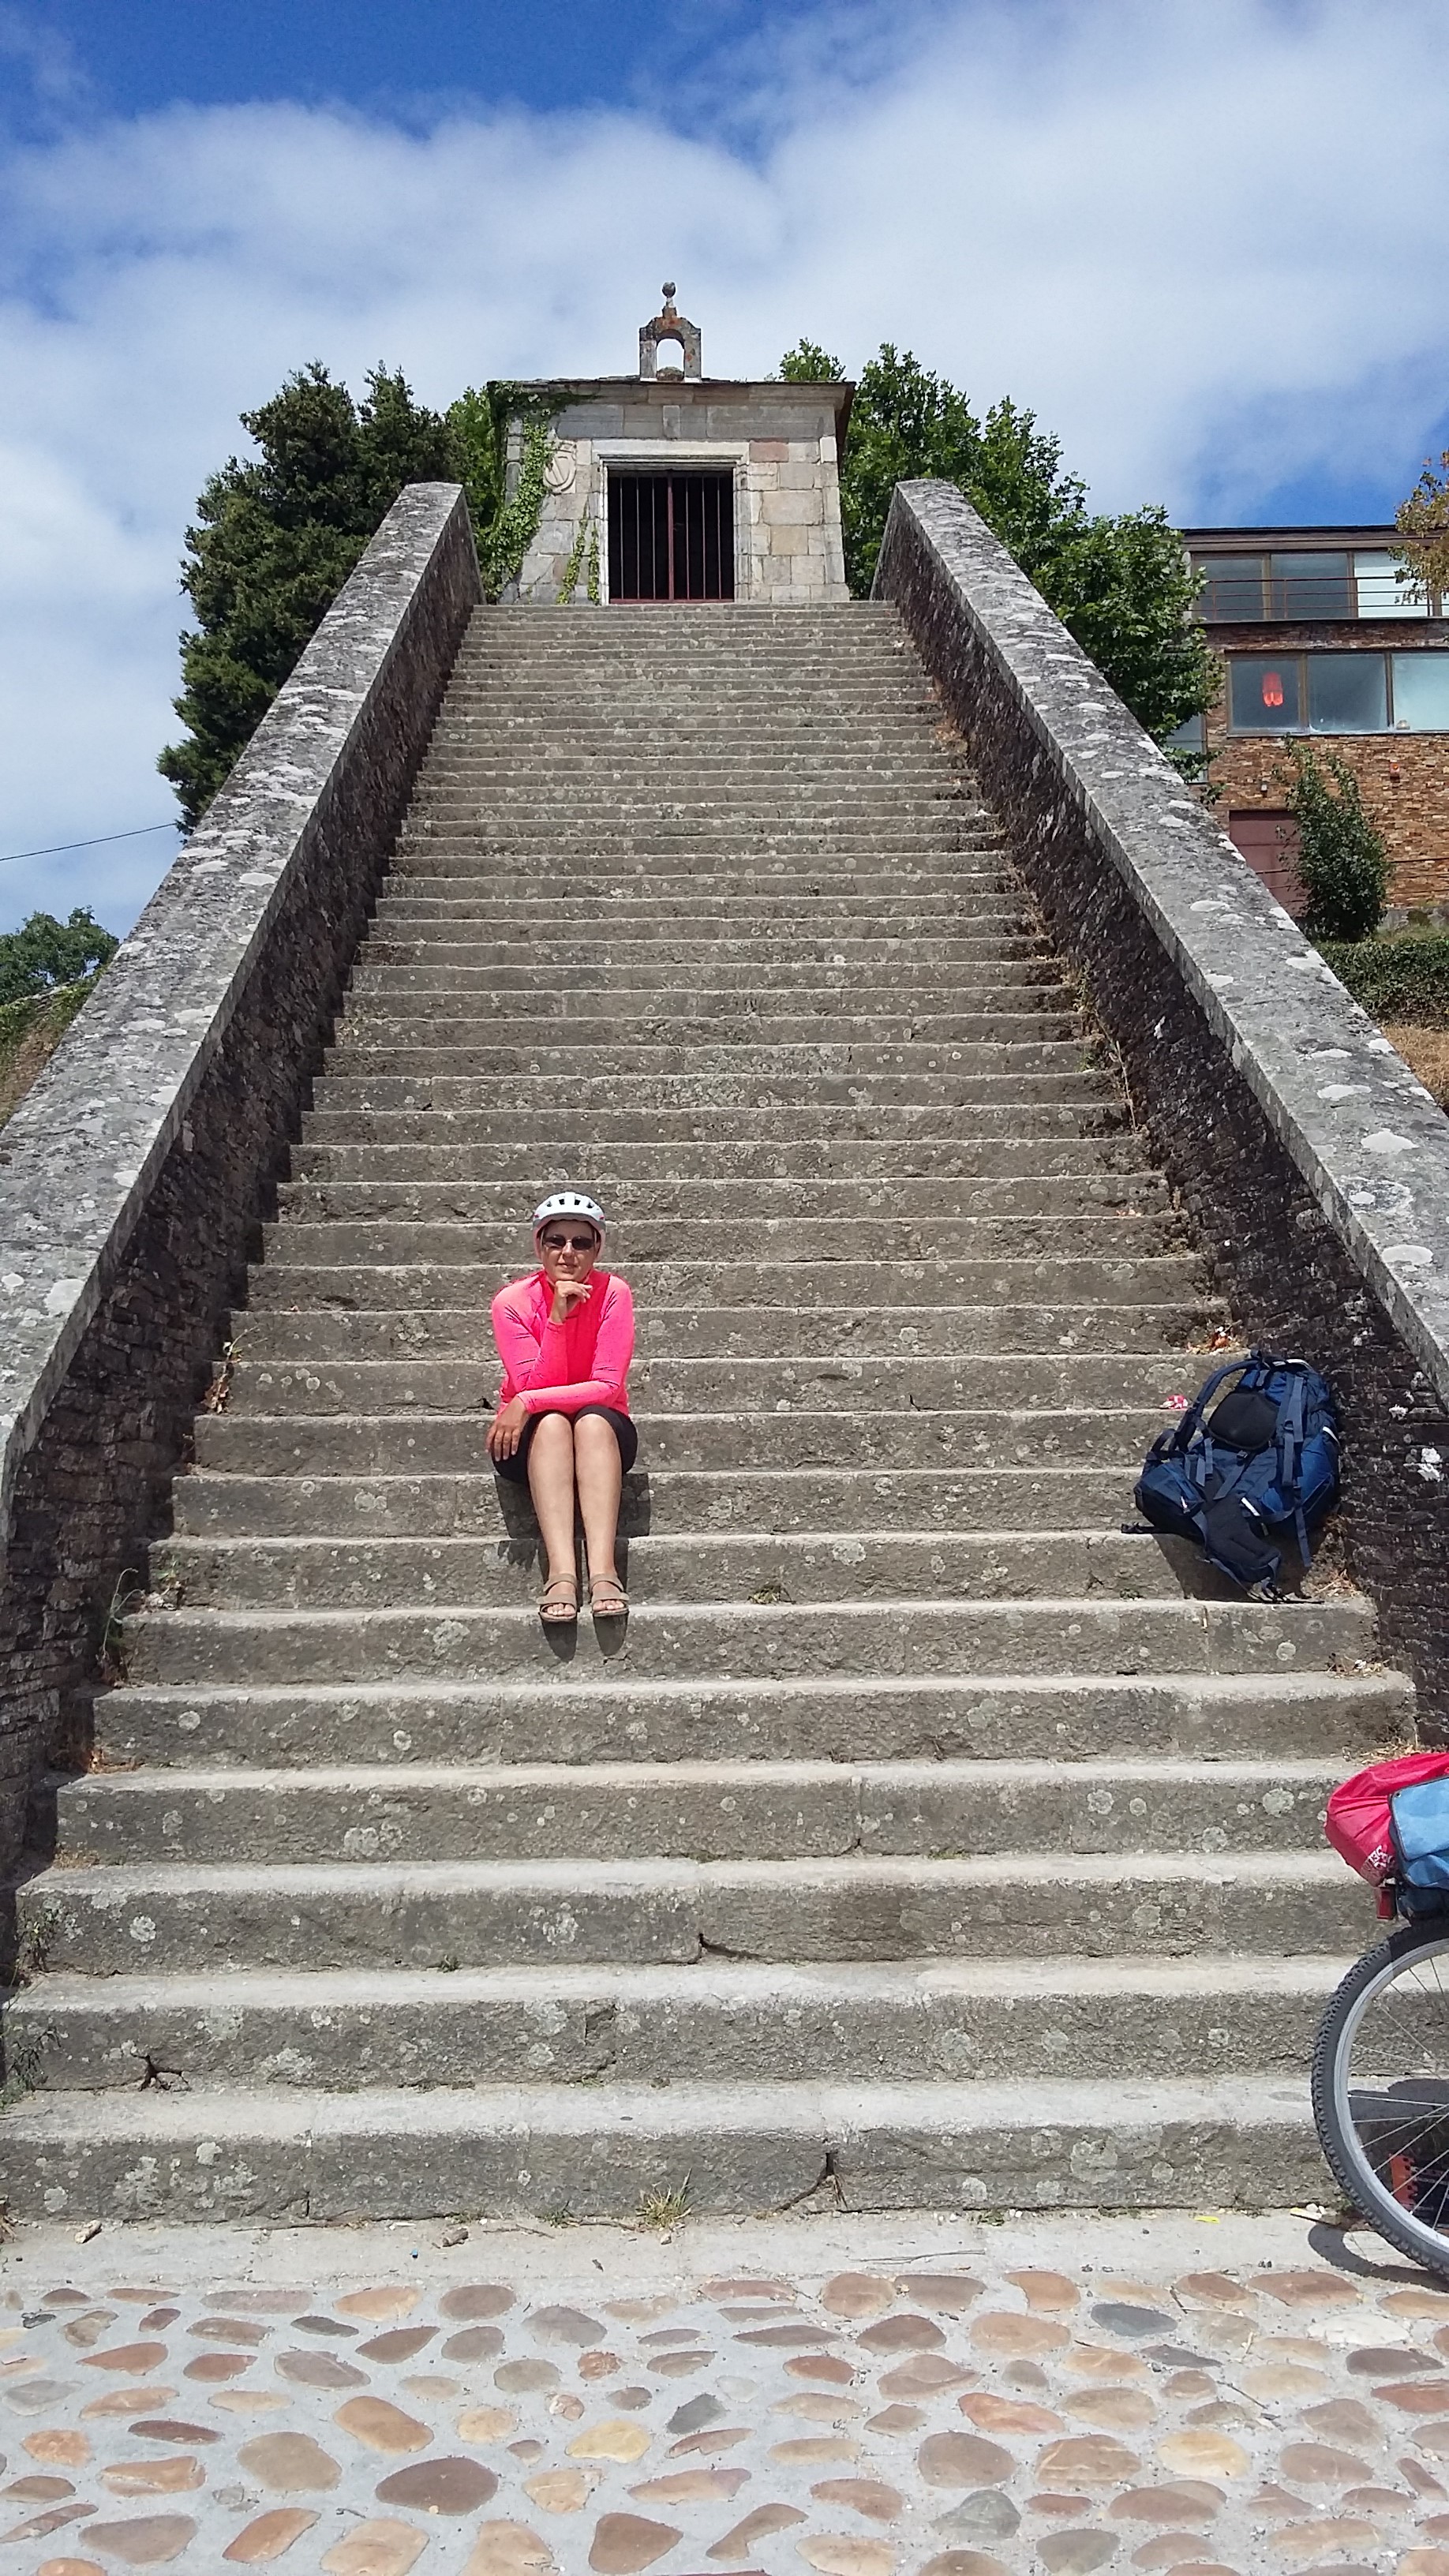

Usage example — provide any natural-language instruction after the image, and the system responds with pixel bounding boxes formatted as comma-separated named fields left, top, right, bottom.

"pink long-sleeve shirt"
left=490, top=1269, right=635, bottom=1418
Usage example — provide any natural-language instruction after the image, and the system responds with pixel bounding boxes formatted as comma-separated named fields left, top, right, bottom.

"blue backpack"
left=1134, top=1351, right=1340, bottom=1596
left=1389, top=1774, right=1449, bottom=1915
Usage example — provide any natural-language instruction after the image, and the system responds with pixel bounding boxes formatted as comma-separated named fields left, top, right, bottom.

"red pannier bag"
left=1326, top=1750, right=1449, bottom=1915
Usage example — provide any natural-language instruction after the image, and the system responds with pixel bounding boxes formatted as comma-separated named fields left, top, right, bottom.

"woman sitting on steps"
left=487, top=1193, right=637, bottom=1627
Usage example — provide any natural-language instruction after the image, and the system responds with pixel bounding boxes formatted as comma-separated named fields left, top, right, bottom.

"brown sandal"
left=538, top=1577, right=578, bottom=1627
left=589, top=1578, right=629, bottom=1619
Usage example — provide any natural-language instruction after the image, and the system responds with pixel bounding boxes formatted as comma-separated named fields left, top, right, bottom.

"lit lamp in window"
left=1262, top=671, right=1285, bottom=709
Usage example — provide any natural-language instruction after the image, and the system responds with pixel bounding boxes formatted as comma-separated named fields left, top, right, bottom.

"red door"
left=1228, top=811, right=1306, bottom=916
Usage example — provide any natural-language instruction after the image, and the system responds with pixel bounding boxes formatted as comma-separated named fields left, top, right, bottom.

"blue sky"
left=3, top=0, right=1449, bottom=934
left=3, top=0, right=814, bottom=125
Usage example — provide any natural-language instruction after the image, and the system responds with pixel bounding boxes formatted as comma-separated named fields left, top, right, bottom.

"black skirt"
left=492, top=1402, right=639, bottom=1485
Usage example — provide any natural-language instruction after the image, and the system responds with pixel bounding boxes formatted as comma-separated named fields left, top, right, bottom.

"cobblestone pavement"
left=6, top=2211, right=1449, bottom=2572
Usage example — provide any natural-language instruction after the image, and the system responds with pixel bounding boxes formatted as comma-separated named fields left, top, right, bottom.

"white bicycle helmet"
left=533, top=1191, right=606, bottom=1248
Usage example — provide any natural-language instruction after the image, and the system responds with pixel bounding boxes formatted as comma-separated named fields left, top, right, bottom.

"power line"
left=0, top=821, right=178, bottom=868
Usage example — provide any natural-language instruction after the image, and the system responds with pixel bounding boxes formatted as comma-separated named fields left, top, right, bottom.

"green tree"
left=158, top=363, right=457, bottom=825
left=1287, top=745, right=1389, bottom=943
left=0, top=908, right=118, bottom=1008
left=447, top=385, right=560, bottom=601
left=1394, top=449, right=1449, bottom=612
left=778, top=342, right=844, bottom=384
left=1043, top=507, right=1212, bottom=743
left=785, top=339, right=1214, bottom=742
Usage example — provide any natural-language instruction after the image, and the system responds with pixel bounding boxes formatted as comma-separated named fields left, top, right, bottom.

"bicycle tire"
left=1312, top=1917, right=1449, bottom=2278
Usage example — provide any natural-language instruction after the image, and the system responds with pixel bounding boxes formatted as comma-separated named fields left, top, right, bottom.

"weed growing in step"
left=636, top=2184, right=691, bottom=2230
left=0, top=2019, right=56, bottom=2112
left=98, top=1570, right=144, bottom=1685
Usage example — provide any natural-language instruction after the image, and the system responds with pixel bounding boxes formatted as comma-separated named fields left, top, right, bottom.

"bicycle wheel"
left=1312, top=1916, right=1449, bottom=2277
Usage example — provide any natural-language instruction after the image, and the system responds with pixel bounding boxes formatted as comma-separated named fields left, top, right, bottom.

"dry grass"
left=636, top=2184, right=690, bottom=2231
left=0, top=980, right=95, bottom=1126
left=1382, top=1021, right=1449, bottom=1112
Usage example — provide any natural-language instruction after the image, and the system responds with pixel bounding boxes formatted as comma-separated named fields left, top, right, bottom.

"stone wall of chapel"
left=514, top=387, right=849, bottom=605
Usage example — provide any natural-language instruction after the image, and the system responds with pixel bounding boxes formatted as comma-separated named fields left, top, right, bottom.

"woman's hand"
left=487, top=1395, right=531, bottom=1460
left=550, top=1277, right=593, bottom=1325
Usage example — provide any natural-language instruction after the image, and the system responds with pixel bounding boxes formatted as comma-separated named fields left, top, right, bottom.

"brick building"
left=1175, top=525, right=1449, bottom=914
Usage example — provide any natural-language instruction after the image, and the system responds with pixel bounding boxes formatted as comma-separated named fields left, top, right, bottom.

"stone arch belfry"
left=638, top=283, right=702, bottom=382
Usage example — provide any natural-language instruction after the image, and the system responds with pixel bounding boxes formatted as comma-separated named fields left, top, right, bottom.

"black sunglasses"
left=541, top=1230, right=598, bottom=1252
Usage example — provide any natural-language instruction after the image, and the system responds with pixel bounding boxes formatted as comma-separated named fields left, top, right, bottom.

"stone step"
left=330, top=1019, right=1084, bottom=1062
left=324, top=1048, right=1095, bottom=1091
left=301, top=1073, right=1114, bottom=1114
left=428, top=701, right=953, bottom=716
left=410, top=780, right=975, bottom=806
left=420, top=762, right=966, bottom=786
left=380, top=863, right=1005, bottom=889
left=231, top=1301, right=1210, bottom=1364
left=16, top=1848, right=1368, bottom=1977
left=2, top=1953, right=1353, bottom=2097
left=394, top=840, right=999, bottom=866
left=263, top=1215, right=1180, bottom=1268
left=289, top=1136, right=1152, bottom=1185
left=434, top=694, right=941, bottom=715
left=118, top=1593, right=1376, bottom=1688
left=192, top=1405, right=1180, bottom=1476
left=298, top=1103, right=1122, bottom=1145
left=359, top=936, right=1051, bottom=968
left=223, top=1350, right=1202, bottom=1417
left=375, top=895, right=1020, bottom=924
left=46, top=1756, right=1342, bottom=1867
left=173, top=1464, right=1149, bottom=1539
left=348, top=962, right=1065, bottom=1001
left=0, top=2072, right=1331, bottom=2221
left=400, top=799, right=990, bottom=823
left=433, top=699, right=944, bottom=719
left=241, top=1253, right=1203, bottom=1312
left=273, top=1175, right=1165, bottom=1229
left=392, top=852, right=1005, bottom=879
left=152, top=1528, right=1222, bottom=1612
left=95, top=1667, right=1402, bottom=1773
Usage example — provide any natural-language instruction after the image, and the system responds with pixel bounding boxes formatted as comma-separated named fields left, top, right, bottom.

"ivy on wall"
left=447, top=385, right=560, bottom=601
left=556, top=511, right=601, bottom=606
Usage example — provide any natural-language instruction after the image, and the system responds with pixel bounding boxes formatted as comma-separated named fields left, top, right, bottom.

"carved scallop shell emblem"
left=544, top=448, right=577, bottom=494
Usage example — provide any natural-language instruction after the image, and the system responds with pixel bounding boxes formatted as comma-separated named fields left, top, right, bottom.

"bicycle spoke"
left=1316, top=1929, right=1449, bottom=2274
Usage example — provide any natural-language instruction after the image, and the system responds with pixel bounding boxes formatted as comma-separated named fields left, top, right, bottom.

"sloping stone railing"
left=0, top=483, right=481, bottom=1874
left=877, top=478, right=1449, bottom=1721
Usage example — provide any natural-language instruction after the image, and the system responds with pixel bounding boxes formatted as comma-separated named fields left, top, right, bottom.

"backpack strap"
left=1274, top=1365, right=1313, bottom=1567
left=1168, top=1355, right=1254, bottom=1461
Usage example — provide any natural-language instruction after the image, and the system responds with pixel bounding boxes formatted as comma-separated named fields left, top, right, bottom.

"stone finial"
left=639, top=283, right=702, bottom=382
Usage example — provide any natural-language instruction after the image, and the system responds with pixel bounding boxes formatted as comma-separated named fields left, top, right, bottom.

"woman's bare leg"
left=575, top=1413, right=624, bottom=1600
left=526, top=1413, right=579, bottom=1594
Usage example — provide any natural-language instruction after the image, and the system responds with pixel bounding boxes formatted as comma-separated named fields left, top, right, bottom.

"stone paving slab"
left=5, top=2208, right=1449, bottom=2572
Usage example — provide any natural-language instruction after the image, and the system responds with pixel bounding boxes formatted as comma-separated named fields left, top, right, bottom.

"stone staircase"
left=4, top=602, right=1396, bottom=2222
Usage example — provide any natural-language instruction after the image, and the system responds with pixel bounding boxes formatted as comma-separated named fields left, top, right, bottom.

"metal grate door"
left=608, top=472, right=736, bottom=602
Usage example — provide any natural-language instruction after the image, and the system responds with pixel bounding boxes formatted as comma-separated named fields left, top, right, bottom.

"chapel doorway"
left=608, top=470, right=736, bottom=602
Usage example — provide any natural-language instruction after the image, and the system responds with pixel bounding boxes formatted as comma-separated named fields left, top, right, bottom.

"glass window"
left=1307, top=653, right=1387, bottom=732
left=1164, top=713, right=1206, bottom=751
left=1355, top=551, right=1426, bottom=618
left=1230, top=656, right=1301, bottom=730
left=1269, top=552, right=1352, bottom=618
left=1195, top=555, right=1265, bottom=620
left=1391, top=653, right=1449, bottom=730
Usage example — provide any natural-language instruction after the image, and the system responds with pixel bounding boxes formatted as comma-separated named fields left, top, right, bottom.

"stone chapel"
left=507, top=286, right=851, bottom=605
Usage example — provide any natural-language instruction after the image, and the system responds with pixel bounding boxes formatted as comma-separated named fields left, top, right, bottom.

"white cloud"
left=2, top=0, right=1448, bottom=931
